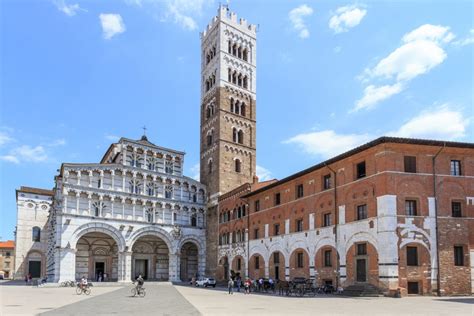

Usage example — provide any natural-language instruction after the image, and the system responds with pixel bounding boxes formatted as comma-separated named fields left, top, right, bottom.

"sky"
left=1, top=0, right=473, bottom=240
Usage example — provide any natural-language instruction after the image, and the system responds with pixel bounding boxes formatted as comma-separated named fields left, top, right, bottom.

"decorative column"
left=111, top=170, right=115, bottom=190
left=76, top=192, right=80, bottom=214
left=63, top=195, right=68, bottom=213
left=77, top=172, right=81, bottom=185
left=168, top=252, right=181, bottom=282
left=122, top=198, right=125, bottom=219
left=99, top=170, right=104, bottom=189
left=87, top=194, right=92, bottom=216
left=132, top=199, right=136, bottom=220
left=88, top=170, right=93, bottom=187
left=142, top=205, right=146, bottom=222
left=118, top=251, right=132, bottom=282
left=111, top=197, right=114, bottom=218
left=122, top=173, right=126, bottom=192
left=99, top=195, right=104, bottom=217
left=309, top=257, right=316, bottom=278
left=143, top=151, right=147, bottom=169
left=285, top=255, right=290, bottom=281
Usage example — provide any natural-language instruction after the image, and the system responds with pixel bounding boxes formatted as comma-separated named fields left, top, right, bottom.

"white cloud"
left=388, top=106, right=469, bottom=140
left=256, top=165, right=273, bottom=181
left=284, top=130, right=372, bottom=159
left=105, top=134, right=120, bottom=142
left=289, top=4, right=314, bottom=39
left=48, top=139, right=66, bottom=147
left=99, top=14, right=126, bottom=39
left=0, top=145, right=48, bottom=164
left=53, top=0, right=85, bottom=16
left=453, top=29, right=474, bottom=47
left=189, top=163, right=200, bottom=181
left=128, top=0, right=211, bottom=31
left=0, top=132, right=14, bottom=147
left=354, top=24, right=455, bottom=111
left=329, top=5, right=367, bottom=34
left=354, top=83, right=404, bottom=112
left=402, top=24, right=455, bottom=44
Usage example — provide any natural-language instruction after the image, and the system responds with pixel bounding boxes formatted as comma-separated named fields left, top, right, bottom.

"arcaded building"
left=217, top=137, right=474, bottom=296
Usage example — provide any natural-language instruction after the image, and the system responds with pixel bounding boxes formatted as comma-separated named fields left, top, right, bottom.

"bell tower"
left=199, top=6, right=257, bottom=276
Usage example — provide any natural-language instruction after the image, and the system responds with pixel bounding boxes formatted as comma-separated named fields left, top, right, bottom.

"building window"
left=274, top=193, right=281, bottom=206
left=450, top=160, right=462, bottom=176
left=237, top=130, right=244, bottom=144
left=357, top=243, right=367, bottom=255
left=323, top=213, right=331, bottom=227
left=274, top=252, right=280, bottom=264
left=297, top=252, right=304, bottom=268
left=454, top=246, right=464, bottom=266
left=405, top=200, right=417, bottom=216
left=32, top=227, right=41, bottom=242
left=357, top=204, right=368, bottom=220
left=324, top=250, right=332, bottom=267
left=254, top=200, right=260, bottom=212
left=356, top=161, right=366, bottom=179
left=452, top=201, right=462, bottom=217
left=97, top=179, right=101, bottom=188
left=208, top=160, right=213, bottom=174
left=407, top=282, right=419, bottom=295
left=6, top=252, right=10, bottom=257
left=165, top=161, right=173, bottom=174
left=274, top=224, right=280, bottom=236
left=255, top=256, right=260, bottom=269
left=146, top=209, right=153, bottom=223
left=296, top=219, right=303, bottom=232
left=165, top=186, right=173, bottom=199
left=407, top=247, right=418, bottom=266
left=235, top=159, right=241, bottom=173
left=191, top=215, right=197, bottom=227
left=323, top=174, right=331, bottom=190
left=404, top=156, right=417, bottom=173
left=254, top=228, right=259, bottom=239
left=296, top=184, right=304, bottom=199
left=173, top=212, right=177, bottom=222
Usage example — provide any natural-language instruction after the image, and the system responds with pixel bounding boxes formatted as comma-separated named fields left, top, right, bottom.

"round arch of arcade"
left=70, top=222, right=126, bottom=252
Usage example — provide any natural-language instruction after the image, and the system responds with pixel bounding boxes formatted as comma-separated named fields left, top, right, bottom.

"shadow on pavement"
left=434, top=298, right=474, bottom=305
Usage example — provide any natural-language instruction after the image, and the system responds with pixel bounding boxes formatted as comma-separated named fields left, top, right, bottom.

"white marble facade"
left=44, top=136, right=207, bottom=283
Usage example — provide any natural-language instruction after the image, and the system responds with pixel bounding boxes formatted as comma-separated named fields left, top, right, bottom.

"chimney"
left=253, top=175, right=259, bottom=184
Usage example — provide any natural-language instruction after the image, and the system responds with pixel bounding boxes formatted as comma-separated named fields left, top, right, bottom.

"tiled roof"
left=0, top=240, right=14, bottom=249
left=17, top=186, right=54, bottom=196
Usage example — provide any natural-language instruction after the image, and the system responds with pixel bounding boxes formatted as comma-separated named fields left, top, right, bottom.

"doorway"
left=135, top=259, right=148, bottom=280
left=95, top=262, right=105, bottom=281
left=274, top=266, right=280, bottom=280
left=407, top=281, right=420, bottom=294
left=356, top=258, right=367, bottom=282
left=29, top=261, right=41, bottom=278
left=180, top=258, right=188, bottom=281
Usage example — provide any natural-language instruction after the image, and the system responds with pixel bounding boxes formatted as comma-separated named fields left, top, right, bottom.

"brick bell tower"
left=199, top=6, right=257, bottom=276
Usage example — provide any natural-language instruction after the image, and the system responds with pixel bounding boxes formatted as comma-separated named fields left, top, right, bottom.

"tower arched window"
left=235, top=101, right=240, bottom=115
left=238, top=46, right=242, bottom=58
left=243, top=76, right=248, bottom=89
left=243, top=48, right=248, bottom=61
left=165, top=161, right=173, bottom=174
left=129, top=180, right=142, bottom=194
left=32, top=226, right=41, bottom=242
left=228, top=68, right=232, bottom=82
left=232, top=128, right=238, bottom=142
left=241, top=103, right=246, bottom=117
left=147, top=183, right=155, bottom=196
left=235, top=159, right=241, bottom=173
left=206, top=80, right=210, bottom=92
left=165, top=185, right=173, bottom=199
left=238, top=130, right=244, bottom=144
left=207, top=130, right=213, bottom=146
left=232, top=44, right=237, bottom=56
left=191, top=214, right=197, bottom=227
left=230, top=98, right=234, bottom=112
left=228, top=40, right=231, bottom=54
left=238, top=74, right=242, bottom=87
left=92, top=201, right=106, bottom=217
left=232, top=71, right=237, bottom=84
left=208, top=159, right=213, bottom=174
left=206, top=106, right=211, bottom=119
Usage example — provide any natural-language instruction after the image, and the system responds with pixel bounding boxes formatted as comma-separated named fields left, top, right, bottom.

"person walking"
left=236, top=276, right=241, bottom=292
left=228, top=278, right=234, bottom=295
left=244, top=279, right=251, bottom=294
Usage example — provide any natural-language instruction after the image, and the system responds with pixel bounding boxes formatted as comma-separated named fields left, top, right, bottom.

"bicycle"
left=76, top=284, right=91, bottom=295
left=61, top=280, right=76, bottom=287
left=131, top=283, right=146, bottom=297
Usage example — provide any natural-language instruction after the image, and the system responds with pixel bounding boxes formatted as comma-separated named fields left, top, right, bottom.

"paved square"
left=1, top=282, right=473, bottom=315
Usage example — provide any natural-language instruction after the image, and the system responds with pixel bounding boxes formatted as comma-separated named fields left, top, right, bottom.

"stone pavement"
left=174, top=285, right=474, bottom=316
left=42, top=283, right=199, bottom=316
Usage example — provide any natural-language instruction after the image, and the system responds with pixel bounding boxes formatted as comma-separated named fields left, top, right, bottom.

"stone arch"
left=249, top=253, right=265, bottom=279
left=345, top=240, right=379, bottom=287
left=217, top=255, right=230, bottom=281
left=315, top=245, right=338, bottom=287
left=70, top=223, right=126, bottom=252
left=344, top=231, right=378, bottom=257
left=24, top=249, right=46, bottom=278
left=231, top=255, right=245, bottom=278
left=289, top=248, right=310, bottom=280
left=178, top=236, right=205, bottom=256
left=398, top=242, right=432, bottom=295
left=127, top=226, right=174, bottom=252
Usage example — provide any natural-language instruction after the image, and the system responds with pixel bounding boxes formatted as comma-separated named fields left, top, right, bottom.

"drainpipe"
left=325, top=163, right=339, bottom=289
left=432, top=143, right=445, bottom=297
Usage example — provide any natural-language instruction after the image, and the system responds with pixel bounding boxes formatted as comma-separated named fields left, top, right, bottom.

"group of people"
left=227, top=277, right=275, bottom=294
left=96, top=272, right=107, bottom=282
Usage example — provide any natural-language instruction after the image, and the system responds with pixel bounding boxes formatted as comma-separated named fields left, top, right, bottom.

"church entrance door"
left=135, top=259, right=148, bottom=280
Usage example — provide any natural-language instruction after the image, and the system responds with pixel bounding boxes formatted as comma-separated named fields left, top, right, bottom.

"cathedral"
left=13, top=6, right=474, bottom=297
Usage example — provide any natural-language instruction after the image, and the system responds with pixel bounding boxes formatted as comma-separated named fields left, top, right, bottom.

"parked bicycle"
left=60, top=280, right=76, bottom=287
left=131, top=282, right=146, bottom=297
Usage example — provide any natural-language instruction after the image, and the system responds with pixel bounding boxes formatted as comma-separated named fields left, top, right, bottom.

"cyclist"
left=136, top=274, right=144, bottom=293
left=80, top=276, right=88, bottom=291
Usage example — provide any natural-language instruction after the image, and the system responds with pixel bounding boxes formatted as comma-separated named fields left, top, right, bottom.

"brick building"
left=0, top=241, right=15, bottom=279
left=216, top=137, right=474, bottom=296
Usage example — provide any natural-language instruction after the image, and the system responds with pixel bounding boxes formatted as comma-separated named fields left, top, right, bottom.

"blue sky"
left=1, top=0, right=473, bottom=240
